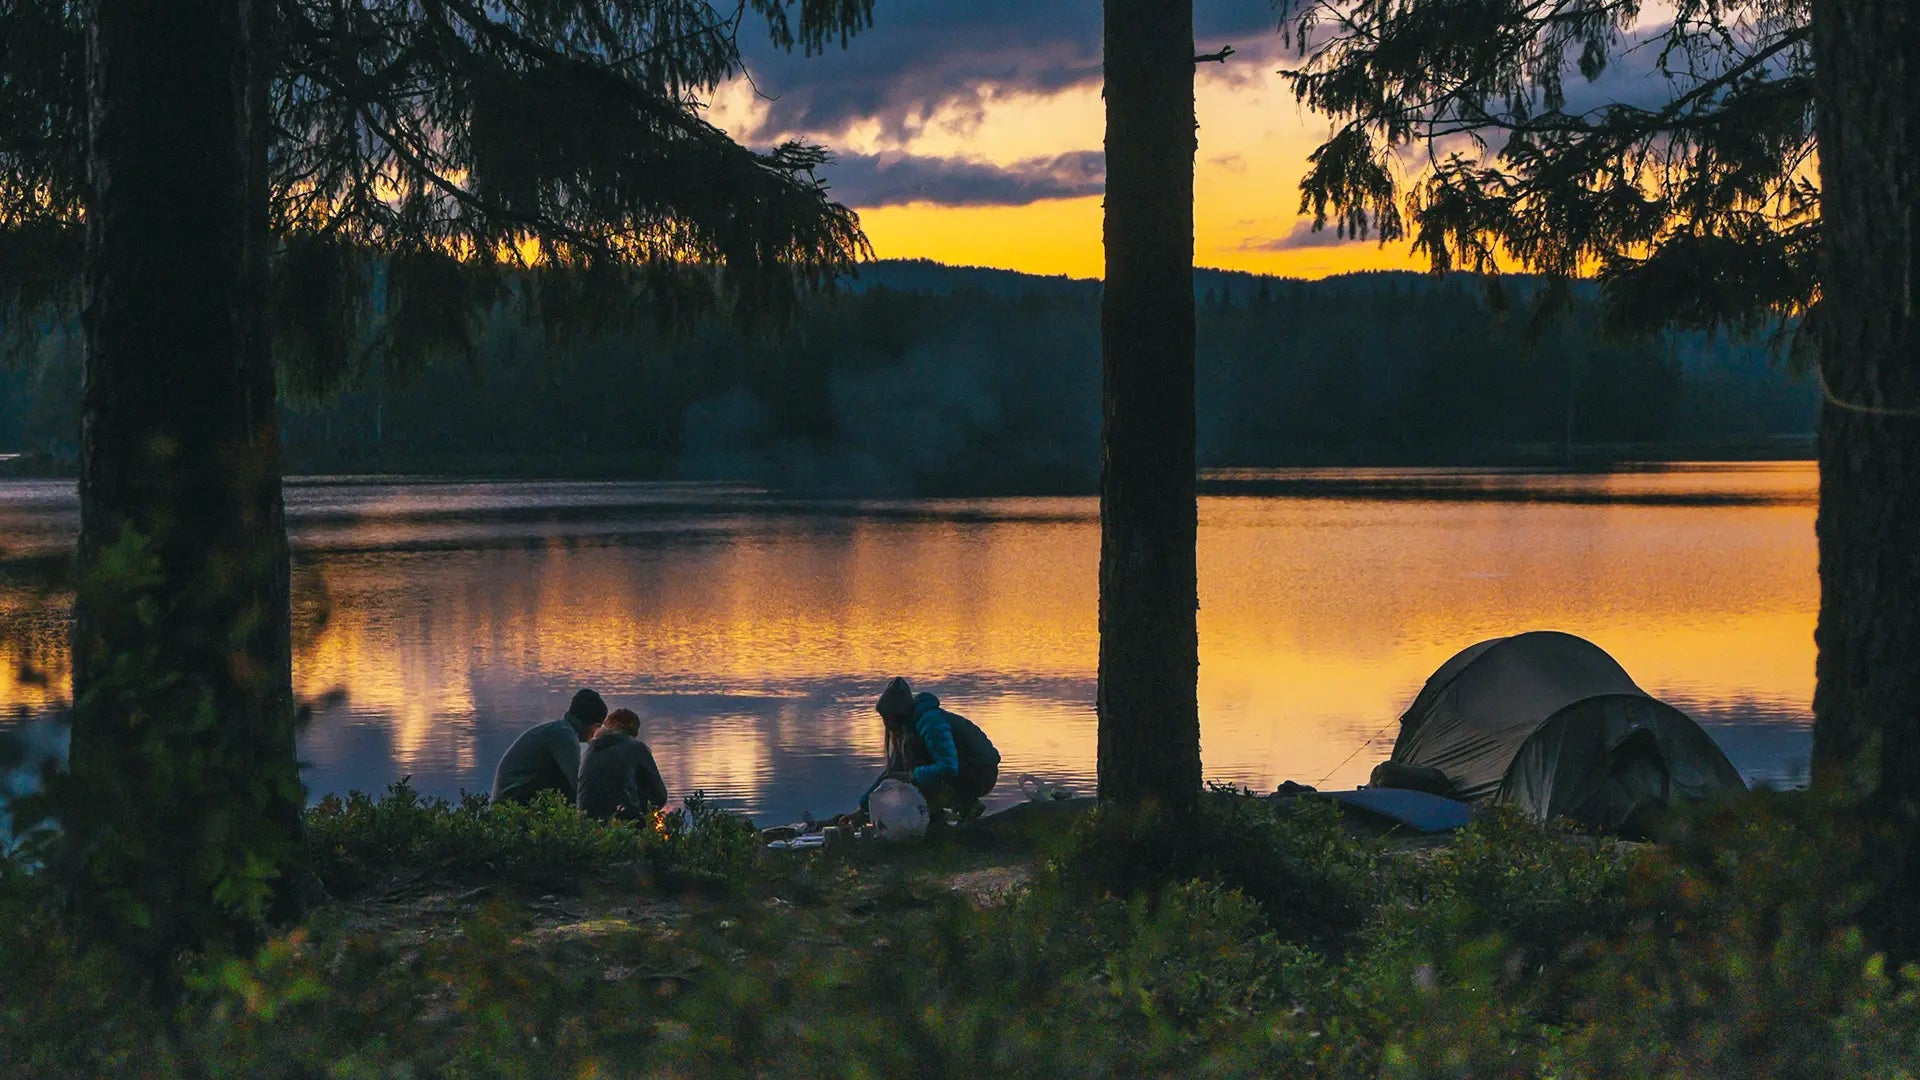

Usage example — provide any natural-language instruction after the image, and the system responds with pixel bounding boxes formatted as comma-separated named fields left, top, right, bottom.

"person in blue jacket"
left=860, top=676, right=1000, bottom=823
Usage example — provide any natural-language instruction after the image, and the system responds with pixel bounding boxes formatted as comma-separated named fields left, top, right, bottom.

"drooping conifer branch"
left=1278, top=0, right=1816, bottom=338
left=0, top=0, right=876, bottom=380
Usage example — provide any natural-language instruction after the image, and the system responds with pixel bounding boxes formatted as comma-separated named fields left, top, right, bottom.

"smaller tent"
left=1375, top=631, right=1746, bottom=831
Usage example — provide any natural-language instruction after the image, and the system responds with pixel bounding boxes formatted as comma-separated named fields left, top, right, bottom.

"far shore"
left=0, top=437, right=1817, bottom=488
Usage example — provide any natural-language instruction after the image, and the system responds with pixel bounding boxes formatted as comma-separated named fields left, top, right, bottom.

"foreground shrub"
left=1368, top=789, right=1920, bottom=1080
left=175, top=905, right=641, bottom=1080
left=6, top=784, right=1920, bottom=1078
left=1549, top=788, right=1920, bottom=1079
left=1344, top=805, right=1642, bottom=1041
left=0, top=854, right=175, bottom=1078
left=650, top=876, right=1321, bottom=1077
left=304, top=780, right=757, bottom=896
left=1061, top=786, right=1383, bottom=947
left=1381, top=806, right=1639, bottom=963
left=1211, top=808, right=1642, bottom=1079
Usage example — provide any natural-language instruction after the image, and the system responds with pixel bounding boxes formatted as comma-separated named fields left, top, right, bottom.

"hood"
left=588, top=731, right=632, bottom=752
left=912, top=692, right=941, bottom=718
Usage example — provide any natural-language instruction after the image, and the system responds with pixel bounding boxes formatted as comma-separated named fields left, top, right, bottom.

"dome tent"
left=1375, top=631, right=1746, bottom=832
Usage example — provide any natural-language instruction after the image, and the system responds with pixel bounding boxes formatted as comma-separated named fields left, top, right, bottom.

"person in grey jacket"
left=490, top=688, right=605, bottom=806
left=577, top=708, right=669, bottom=822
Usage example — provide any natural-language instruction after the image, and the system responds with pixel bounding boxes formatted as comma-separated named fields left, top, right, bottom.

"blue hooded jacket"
left=861, top=692, right=1000, bottom=810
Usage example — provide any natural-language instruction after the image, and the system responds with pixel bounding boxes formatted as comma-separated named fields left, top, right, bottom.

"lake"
left=0, top=463, right=1818, bottom=826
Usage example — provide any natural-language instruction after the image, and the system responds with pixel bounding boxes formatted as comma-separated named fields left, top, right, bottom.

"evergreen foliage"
left=0, top=0, right=876, bottom=374
left=1278, top=0, right=1816, bottom=340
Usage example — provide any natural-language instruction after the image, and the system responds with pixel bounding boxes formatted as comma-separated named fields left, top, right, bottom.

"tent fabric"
left=1383, top=631, right=1746, bottom=829
left=1499, top=694, right=1747, bottom=830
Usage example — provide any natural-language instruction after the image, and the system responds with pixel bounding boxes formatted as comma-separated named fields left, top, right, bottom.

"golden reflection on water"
left=0, top=465, right=1818, bottom=821
left=283, top=516, right=1106, bottom=808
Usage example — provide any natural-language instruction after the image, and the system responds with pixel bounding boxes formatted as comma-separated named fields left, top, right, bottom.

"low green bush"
left=1381, top=806, right=1639, bottom=961
left=0, top=855, right=164, bottom=1079
left=304, top=780, right=759, bottom=897
left=1360, top=790, right=1920, bottom=1080
left=1545, top=788, right=1920, bottom=1080
left=5, top=785, right=1920, bottom=1079
left=1060, top=785, right=1384, bottom=947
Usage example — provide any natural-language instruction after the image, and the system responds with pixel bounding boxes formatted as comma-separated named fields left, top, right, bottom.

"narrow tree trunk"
left=1097, top=0, right=1201, bottom=808
left=246, top=0, right=305, bottom=926
left=71, top=0, right=300, bottom=964
left=1809, top=0, right=1920, bottom=955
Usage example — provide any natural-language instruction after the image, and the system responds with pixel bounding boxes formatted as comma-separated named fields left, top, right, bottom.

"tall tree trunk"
left=1809, top=0, right=1920, bottom=955
left=1097, top=0, right=1201, bottom=808
left=71, top=0, right=299, bottom=964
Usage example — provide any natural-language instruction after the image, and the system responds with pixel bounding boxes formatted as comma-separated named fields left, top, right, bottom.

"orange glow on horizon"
left=855, top=195, right=1429, bottom=281
left=857, top=198, right=1107, bottom=280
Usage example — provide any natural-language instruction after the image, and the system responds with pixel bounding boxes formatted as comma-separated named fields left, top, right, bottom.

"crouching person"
left=861, top=677, right=999, bottom=824
left=578, top=708, right=669, bottom=822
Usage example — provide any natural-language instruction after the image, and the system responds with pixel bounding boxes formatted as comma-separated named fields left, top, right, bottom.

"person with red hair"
left=576, top=708, right=669, bottom=822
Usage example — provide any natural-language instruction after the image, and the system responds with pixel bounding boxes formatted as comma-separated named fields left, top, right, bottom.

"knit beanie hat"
left=570, top=688, right=609, bottom=724
left=876, top=677, right=915, bottom=723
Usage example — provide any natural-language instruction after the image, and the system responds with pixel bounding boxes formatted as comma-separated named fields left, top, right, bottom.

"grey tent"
left=1373, top=631, right=1746, bottom=831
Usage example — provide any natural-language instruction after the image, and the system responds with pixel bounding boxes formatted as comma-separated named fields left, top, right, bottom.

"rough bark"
left=71, top=0, right=300, bottom=962
left=1097, top=0, right=1202, bottom=808
left=1809, top=0, right=1920, bottom=954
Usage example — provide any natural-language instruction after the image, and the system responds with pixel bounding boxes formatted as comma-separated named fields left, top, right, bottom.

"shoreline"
left=0, top=438, right=1816, bottom=487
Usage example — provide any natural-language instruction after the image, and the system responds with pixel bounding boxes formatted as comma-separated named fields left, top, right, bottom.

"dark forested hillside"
left=0, top=261, right=1816, bottom=493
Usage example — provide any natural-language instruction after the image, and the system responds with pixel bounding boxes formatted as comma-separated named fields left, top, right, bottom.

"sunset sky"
left=709, top=0, right=1429, bottom=279
left=708, top=1, right=1688, bottom=280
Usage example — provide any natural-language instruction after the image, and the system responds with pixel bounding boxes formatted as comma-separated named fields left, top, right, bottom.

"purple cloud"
left=739, top=0, right=1284, bottom=142
left=822, top=149, right=1104, bottom=207
left=1240, top=219, right=1370, bottom=251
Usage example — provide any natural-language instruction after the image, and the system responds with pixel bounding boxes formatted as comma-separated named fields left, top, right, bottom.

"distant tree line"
left=1195, top=273, right=1813, bottom=466
left=0, top=266, right=1815, bottom=493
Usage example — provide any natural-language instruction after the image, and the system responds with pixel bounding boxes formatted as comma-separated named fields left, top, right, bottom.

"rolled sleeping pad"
left=1370, top=759, right=1457, bottom=796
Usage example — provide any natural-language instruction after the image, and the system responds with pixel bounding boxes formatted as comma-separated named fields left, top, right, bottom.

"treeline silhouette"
left=0, top=263, right=1815, bottom=493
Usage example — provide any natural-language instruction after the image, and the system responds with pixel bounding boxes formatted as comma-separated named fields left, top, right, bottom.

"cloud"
left=1409, top=24, right=1775, bottom=169
left=1547, top=24, right=1706, bottom=116
left=738, top=0, right=1286, bottom=143
left=747, top=35, right=1101, bottom=144
left=822, top=149, right=1104, bottom=208
left=1240, top=218, right=1371, bottom=251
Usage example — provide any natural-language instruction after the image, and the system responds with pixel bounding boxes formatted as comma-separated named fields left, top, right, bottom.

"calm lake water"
left=0, top=463, right=1817, bottom=826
